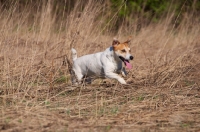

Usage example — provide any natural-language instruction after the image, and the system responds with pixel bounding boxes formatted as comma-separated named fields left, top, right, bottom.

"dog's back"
left=72, top=51, right=103, bottom=77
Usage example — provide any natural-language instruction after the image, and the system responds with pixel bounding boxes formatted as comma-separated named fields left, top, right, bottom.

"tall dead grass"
left=0, top=0, right=200, bottom=131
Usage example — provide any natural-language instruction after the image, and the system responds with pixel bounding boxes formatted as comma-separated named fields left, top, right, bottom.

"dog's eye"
left=121, top=49, right=126, bottom=53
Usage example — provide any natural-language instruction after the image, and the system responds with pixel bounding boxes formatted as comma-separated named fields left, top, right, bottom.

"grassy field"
left=0, top=1, right=200, bottom=132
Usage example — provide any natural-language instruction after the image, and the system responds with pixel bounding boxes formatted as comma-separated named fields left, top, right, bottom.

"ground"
left=0, top=37, right=200, bottom=132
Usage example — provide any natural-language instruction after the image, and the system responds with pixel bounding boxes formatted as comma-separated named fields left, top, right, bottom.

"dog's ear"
left=124, top=40, right=131, bottom=44
left=112, top=38, right=120, bottom=46
left=123, top=36, right=132, bottom=44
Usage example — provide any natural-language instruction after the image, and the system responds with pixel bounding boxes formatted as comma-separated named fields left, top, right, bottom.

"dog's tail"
left=62, top=51, right=78, bottom=84
left=71, top=48, right=77, bottom=61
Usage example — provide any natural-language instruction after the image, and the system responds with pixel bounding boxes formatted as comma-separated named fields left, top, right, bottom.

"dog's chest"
left=105, top=54, right=122, bottom=73
left=113, top=62, right=122, bottom=73
left=108, top=59, right=122, bottom=73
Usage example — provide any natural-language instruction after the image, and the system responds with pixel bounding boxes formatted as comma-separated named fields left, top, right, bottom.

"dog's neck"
left=108, top=46, right=122, bottom=63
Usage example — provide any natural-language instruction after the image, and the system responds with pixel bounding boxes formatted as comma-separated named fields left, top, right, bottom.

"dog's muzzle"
left=119, top=56, right=133, bottom=69
left=119, top=56, right=134, bottom=62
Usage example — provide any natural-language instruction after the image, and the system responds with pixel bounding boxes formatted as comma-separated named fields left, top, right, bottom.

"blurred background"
left=0, top=1, right=200, bottom=131
left=1, top=0, right=200, bottom=33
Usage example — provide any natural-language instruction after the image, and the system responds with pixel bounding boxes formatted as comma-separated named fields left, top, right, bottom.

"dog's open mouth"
left=119, top=56, right=132, bottom=69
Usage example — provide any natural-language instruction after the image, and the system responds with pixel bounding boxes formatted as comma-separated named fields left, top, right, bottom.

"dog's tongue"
left=125, top=61, right=132, bottom=69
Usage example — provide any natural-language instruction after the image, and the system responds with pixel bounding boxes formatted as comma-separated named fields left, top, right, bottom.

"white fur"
left=71, top=46, right=129, bottom=84
left=71, top=48, right=77, bottom=61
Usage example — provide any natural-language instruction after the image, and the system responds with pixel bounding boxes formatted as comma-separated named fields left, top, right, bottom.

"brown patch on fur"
left=113, top=42, right=129, bottom=51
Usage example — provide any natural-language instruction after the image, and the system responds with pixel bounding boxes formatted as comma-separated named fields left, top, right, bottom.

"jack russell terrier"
left=70, top=38, right=133, bottom=84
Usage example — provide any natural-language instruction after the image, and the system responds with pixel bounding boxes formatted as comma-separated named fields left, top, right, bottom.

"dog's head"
left=112, top=38, right=133, bottom=69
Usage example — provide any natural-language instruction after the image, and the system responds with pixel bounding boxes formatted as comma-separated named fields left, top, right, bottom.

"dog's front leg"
left=105, top=72, right=127, bottom=84
left=121, top=67, right=127, bottom=77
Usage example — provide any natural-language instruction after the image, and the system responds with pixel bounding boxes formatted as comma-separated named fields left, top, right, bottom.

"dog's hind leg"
left=84, top=77, right=92, bottom=84
left=71, top=72, right=83, bottom=85
left=73, top=70, right=84, bottom=84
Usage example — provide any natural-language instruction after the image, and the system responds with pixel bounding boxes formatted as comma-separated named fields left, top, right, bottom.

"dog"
left=70, top=38, right=133, bottom=84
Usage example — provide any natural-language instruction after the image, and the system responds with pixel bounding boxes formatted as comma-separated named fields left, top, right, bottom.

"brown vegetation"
left=0, top=1, right=200, bottom=131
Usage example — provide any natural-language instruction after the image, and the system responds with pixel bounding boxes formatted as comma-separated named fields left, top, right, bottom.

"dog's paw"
left=121, top=67, right=127, bottom=77
left=118, top=78, right=127, bottom=84
left=121, top=71, right=127, bottom=77
left=71, top=81, right=82, bottom=85
left=72, top=82, right=79, bottom=85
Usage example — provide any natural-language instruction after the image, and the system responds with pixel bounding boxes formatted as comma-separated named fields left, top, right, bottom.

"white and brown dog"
left=71, top=38, right=133, bottom=84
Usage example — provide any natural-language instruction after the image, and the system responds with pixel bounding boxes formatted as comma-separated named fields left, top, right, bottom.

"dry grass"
left=0, top=1, right=200, bottom=132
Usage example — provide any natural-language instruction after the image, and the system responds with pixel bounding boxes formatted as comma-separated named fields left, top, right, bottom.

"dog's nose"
left=130, top=56, right=134, bottom=60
